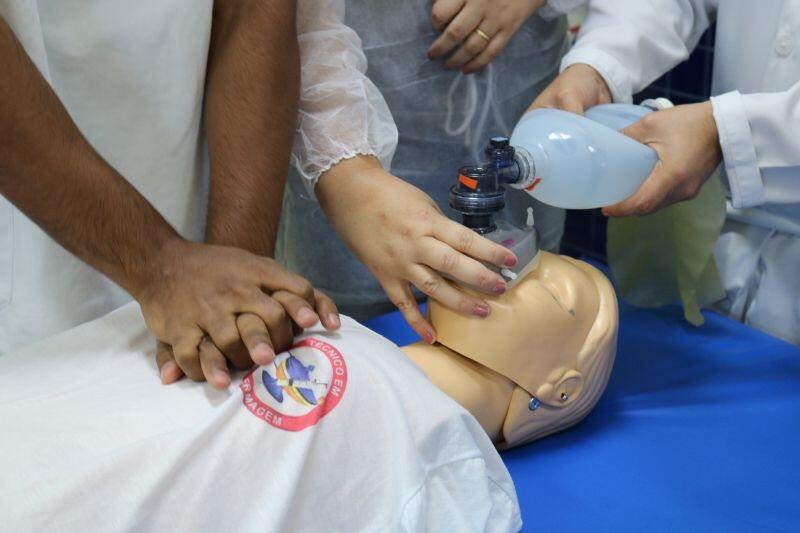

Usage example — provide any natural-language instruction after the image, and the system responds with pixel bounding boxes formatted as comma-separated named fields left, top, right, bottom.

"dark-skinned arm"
left=0, top=15, right=324, bottom=388
left=0, top=15, right=178, bottom=300
left=154, top=0, right=339, bottom=386
left=204, top=0, right=338, bottom=336
left=204, top=0, right=299, bottom=256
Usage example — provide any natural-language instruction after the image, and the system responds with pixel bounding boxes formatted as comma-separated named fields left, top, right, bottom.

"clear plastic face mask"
left=441, top=203, right=540, bottom=291
left=483, top=207, right=540, bottom=289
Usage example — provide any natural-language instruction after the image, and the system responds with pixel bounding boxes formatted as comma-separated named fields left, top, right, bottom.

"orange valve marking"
left=459, top=174, right=479, bottom=190
left=525, top=178, right=543, bottom=192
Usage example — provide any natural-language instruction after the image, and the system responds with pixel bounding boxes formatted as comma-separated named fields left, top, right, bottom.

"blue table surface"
left=363, top=299, right=800, bottom=532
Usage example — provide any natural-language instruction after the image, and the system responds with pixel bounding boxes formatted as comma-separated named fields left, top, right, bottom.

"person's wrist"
left=205, top=221, right=273, bottom=257
left=700, top=100, right=722, bottom=158
left=126, top=234, right=190, bottom=304
left=568, top=63, right=611, bottom=99
left=316, top=155, right=386, bottom=211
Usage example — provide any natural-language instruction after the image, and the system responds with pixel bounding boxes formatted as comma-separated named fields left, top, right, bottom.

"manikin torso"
left=0, top=304, right=522, bottom=531
left=403, top=252, right=619, bottom=448
left=0, top=252, right=616, bottom=530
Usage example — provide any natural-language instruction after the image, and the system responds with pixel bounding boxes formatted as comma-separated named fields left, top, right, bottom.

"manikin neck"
left=400, top=340, right=517, bottom=443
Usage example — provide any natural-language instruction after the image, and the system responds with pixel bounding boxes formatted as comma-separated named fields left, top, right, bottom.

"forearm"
left=315, top=155, right=404, bottom=264
left=316, top=155, right=383, bottom=223
left=204, top=0, right=299, bottom=256
left=0, top=17, right=179, bottom=298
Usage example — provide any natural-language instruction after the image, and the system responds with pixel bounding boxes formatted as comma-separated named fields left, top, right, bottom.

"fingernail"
left=422, top=329, right=436, bottom=345
left=160, top=361, right=176, bottom=384
left=327, top=313, right=341, bottom=330
left=504, top=255, right=517, bottom=267
left=473, top=305, right=491, bottom=318
left=213, top=369, right=230, bottom=387
left=297, top=307, right=318, bottom=326
left=493, top=282, right=506, bottom=294
left=252, top=343, right=274, bottom=365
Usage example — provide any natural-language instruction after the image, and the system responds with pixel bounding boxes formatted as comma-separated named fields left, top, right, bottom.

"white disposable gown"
left=561, top=0, right=800, bottom=344
left=279, top=0, right=585, bottom=319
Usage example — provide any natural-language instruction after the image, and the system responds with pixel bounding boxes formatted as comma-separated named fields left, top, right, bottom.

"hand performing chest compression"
left=141, top=242, right=340, bottom=390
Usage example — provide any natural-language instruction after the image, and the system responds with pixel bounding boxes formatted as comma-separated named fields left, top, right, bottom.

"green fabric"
left=606, top=172, right=727, bottom=325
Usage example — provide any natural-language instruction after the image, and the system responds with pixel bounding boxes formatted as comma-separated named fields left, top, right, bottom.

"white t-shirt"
left=0, top=303, right=521, bottom=532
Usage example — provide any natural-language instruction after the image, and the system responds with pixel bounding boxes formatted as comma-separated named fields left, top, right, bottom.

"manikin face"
left=404, top=252, right=618, bottom=446
left=429, top=252, right=602, bottom=404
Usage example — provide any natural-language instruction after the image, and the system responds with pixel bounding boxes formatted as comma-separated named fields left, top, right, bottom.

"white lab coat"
left=0, top=303, right=521, bottom=532
left=0, top=1, right=213, bottom=354
left=562, top=0, right=800, bottom=343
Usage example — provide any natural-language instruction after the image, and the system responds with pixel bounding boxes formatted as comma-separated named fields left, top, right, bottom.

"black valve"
left=449, top=165, right=505, bottom=234
left=450, top=136, right=533, bottom=234
left=485, top=136, right=511, bottom=159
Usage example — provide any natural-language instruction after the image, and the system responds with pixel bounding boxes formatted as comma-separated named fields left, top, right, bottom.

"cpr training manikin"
left=406, top=251, right=618, bottom=448
left=0, top=247, right=618, bottom=532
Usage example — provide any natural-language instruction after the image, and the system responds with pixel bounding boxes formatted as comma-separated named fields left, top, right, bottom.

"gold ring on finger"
left=475, top=28, right=491, bottom=42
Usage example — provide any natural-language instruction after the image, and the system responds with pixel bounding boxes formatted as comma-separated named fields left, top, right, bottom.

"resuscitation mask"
left=449, top=137, right=540, bottom=289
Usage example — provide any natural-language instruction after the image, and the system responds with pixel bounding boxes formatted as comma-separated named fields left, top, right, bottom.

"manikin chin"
left=403, top=252, right=618, bottom=449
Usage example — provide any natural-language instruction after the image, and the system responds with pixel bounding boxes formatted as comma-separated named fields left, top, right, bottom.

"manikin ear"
left=535, top=369, right=584, bottom=407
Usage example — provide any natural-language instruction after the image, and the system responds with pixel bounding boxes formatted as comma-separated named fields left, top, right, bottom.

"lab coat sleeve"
left=559, top=0, right=715, bottom=103
left=292, top=0, right=398, bottom=192
left=711, top=82, right=800, bottom=207
left=537, top=0, right=588, bottom=21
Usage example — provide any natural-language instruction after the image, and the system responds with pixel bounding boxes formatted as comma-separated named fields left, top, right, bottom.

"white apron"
left=0, top=1, right=212, bottom=354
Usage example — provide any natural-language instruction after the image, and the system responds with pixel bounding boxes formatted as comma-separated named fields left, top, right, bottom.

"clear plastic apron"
left=277, top=0, right=569, bottom=319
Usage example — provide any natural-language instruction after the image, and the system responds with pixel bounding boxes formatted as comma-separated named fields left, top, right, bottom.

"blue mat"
left=363, top=300, right=800, bottom=532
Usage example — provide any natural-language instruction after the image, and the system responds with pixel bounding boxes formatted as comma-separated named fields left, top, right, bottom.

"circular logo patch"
left=240, top=338, right=348, bottom=431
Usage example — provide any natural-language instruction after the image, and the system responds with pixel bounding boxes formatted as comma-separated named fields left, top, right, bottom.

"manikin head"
left=403, top=252, right=618, bottom=448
